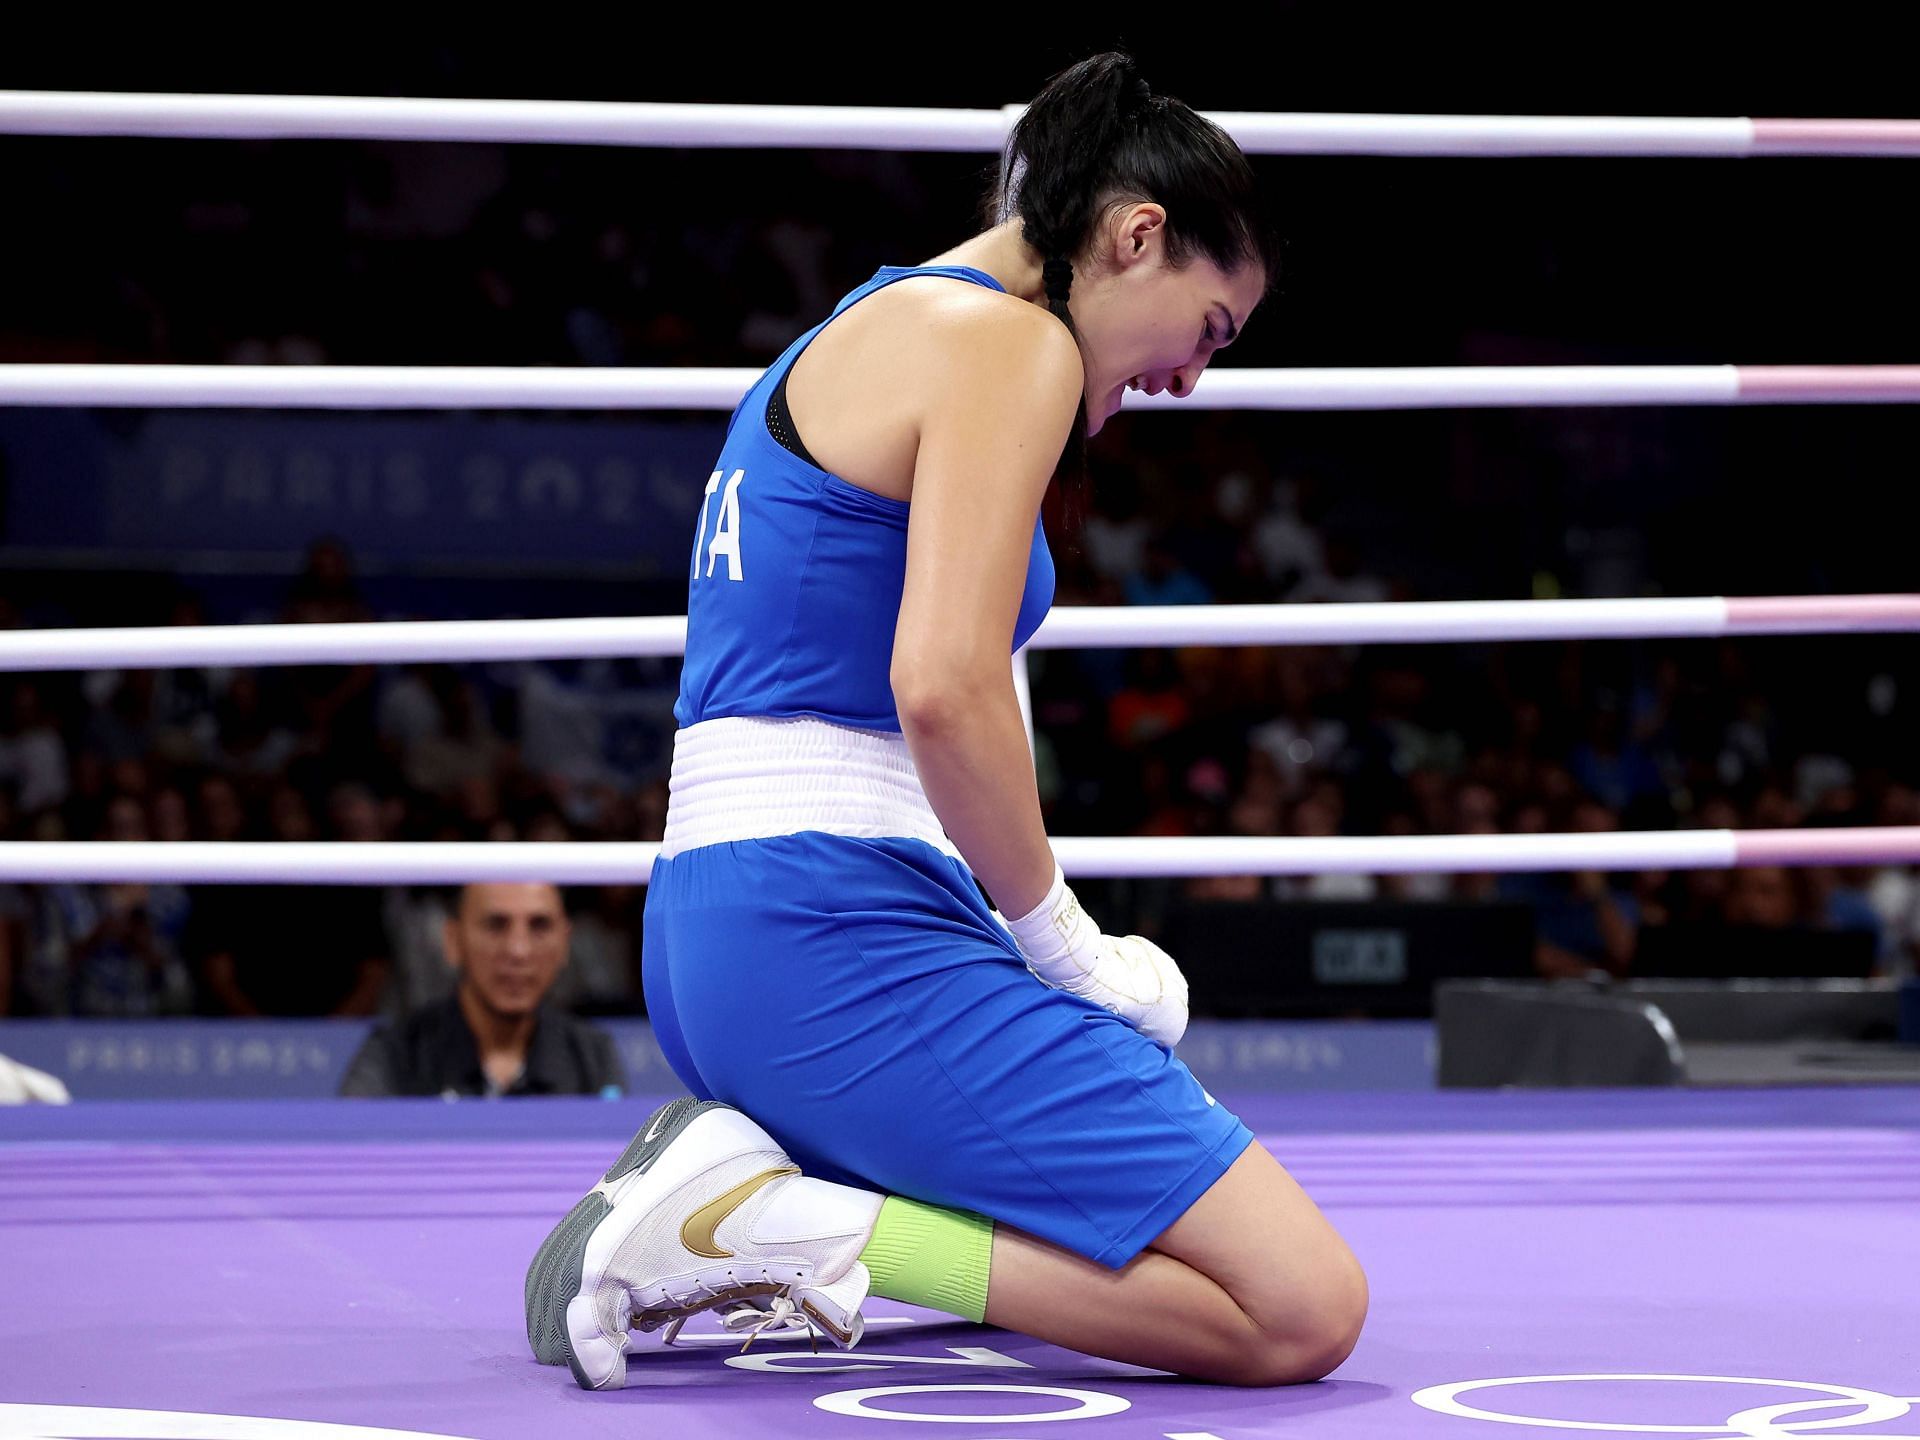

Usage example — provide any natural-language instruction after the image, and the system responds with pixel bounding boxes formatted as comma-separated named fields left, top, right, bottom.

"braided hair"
left=989, top=52, right=1280, bottom=525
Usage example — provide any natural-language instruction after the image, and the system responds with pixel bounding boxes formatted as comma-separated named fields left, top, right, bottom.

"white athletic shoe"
left=524, top=1097, right=875, bottom=1390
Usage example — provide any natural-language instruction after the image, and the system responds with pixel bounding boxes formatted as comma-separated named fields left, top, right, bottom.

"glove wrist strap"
left=1002, top=861, right=1097, bottom=967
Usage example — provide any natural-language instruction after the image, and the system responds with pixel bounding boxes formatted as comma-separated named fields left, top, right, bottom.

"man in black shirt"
left=340, top=883, right=625, bottom=1098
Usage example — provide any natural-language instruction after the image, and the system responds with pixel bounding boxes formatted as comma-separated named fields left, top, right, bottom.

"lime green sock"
left=856, top=1195, right=995, bottom=1323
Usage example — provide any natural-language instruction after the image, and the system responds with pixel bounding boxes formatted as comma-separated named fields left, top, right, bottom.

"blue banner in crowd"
left=0, top=1019, right=1436, bottom=1101
left=0, top=410, right=728, bottom=573
left=0, top=1019, right=693, bottom=1101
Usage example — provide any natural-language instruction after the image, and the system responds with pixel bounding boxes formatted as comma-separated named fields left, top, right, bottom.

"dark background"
left=2, top=16, right=1917, bottom=1021
left=8, top=21, right=1920, bottom=601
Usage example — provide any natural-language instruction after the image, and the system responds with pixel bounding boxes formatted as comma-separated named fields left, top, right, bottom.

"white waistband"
left=658, top=715, right=958, bottom=860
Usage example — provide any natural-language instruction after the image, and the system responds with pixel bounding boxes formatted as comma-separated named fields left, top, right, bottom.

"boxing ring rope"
left=1, top=595, right=1917, bottom=672
left=4, top=91, right=1920, bottom=157
left=6, top=364, right=1920, bottom=410
left=0, top=828, right=1916, bottom=885
left=6, top=95, right=1918, bottom=891
left=1, top=595, right=1916, bottom=883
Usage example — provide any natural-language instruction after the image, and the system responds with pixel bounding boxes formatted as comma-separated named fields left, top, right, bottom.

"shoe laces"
left=729, top=1292, right=822, bottom=1353
left=655, top=1277, right=822, bottom=1354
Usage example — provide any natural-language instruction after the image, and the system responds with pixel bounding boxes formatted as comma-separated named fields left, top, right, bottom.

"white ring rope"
left=0, top=597, right=1914, bottom=673
left=3, top=101, right=1909, bottom=893
left=3, top=93, right=1920, bottom=157
left=5, top=364, right=1920, bottom=410
left=0, top=828, right=1914, bottom=884
left=2, top=100, right=1910, bottom=889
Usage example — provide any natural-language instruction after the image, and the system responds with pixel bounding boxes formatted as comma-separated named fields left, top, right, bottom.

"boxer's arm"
left=888, top=303, right=1189, bottom=1046
left=890, top=302, right=1080, bottom=920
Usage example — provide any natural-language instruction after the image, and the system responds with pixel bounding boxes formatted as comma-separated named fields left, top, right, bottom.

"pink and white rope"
left=4, top=364, right=1919, bottom=411
left=0, top=829, right=1913, bottom=884
left=2, top=92, right=1918, bottom=157
left=0, top=596, right=1914, bottom=673
left=5, top=91, right=1913, bottom=887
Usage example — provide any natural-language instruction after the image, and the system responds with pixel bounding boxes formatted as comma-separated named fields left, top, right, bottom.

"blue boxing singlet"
left=673, top=265, right=1056, bottom=733
left=645, top=272, right=1254, bottom=1275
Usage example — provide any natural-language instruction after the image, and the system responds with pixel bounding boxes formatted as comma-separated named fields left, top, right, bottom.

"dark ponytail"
left=989, top=51, right=1280, bottom=528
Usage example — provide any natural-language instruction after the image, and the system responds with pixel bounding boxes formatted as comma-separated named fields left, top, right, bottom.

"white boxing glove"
left=996, top=861, right=1189, bottom=1047
left=0, top=1051, right=71, bottom=1105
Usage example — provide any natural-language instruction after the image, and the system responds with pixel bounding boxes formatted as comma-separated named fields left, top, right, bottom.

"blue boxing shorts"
left=642, top=831, right=1254, bottom=1269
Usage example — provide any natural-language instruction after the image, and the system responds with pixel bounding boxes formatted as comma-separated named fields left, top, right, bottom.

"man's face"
left=446, top=883, right=570, bottom=1018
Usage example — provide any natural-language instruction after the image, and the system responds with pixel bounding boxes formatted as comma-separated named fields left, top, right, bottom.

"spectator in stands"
left=44, top=879, right=194, bottom=1017
left=1250, top=476, right=1327, bottom=600
left=1298, top=534, right=1389, bottom=605
left=82, top=670, right=159, bottom=768
left=1715, top=674, right=1779, bottom=794
left=1123, top=536, right=1212, bottom=607
left=21, top=794, right=193, bottom=1017
left=277, top=538, right=379, bottom=777
left=1187, top=756, right=1284, bottom=904
left=1805, top=861, right=1886, bottom=960
left=195, top=774, right=249, bottom=842
left=1108, top=649, right=1190, bottom=750
left=1082, top=468, right=1150, bottom=583
left=1676, top=792, right=1741, bottom=923
left=1628, top=869, right=1677, bottom=929
left=339, top=882, right=624, bottom=1098
left=1448, top=793, right=1509, bottom=905
left=265, top=784, right=317, bottom=842
left=1275, top=790, right=1376, bottom=902
left=376, top=663, right=443, bottom=755
left=1509, top=799, right=1639, bottom=979
left=395, top=668, right=510, bottom=802
left=1568, top=703, right=1666, bottom=820
left=1866, top=784, right=1920, bottom=978
left=283, top=536, right=372, bottom=627
left=0, top=683, right=69, bottom=817
left=328, top=780, right=397, bottom=843
left=150, top=786, right=192, bottom=843
left=1724, top=866, right=1803, bottom=928
left=1129, top=749, right=1203, bottom=840
left=384, top=884, right=459, bottom=1017
left=214, top=673, right=299, bottom=782
left=1247, top=650, right=1348, bottom=798
left=1378, top=811, right=1447, bottom=902
left=148, top=593, right=232, bottom=767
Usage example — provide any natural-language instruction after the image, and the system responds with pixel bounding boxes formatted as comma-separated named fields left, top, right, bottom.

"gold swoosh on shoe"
left=681, top=1166, right=800, bottom=1259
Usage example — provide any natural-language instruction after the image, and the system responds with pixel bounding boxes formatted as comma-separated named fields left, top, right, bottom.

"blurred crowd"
left=1, top=141, right=934, bottom=373
left=3, top=487, right=1915, bottom=1023
left=1028, top=451, right=1918, bottom=987
left=0, top=543, right=665, bottom=1021
left=3, top=131, right=1916, bottom=1020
